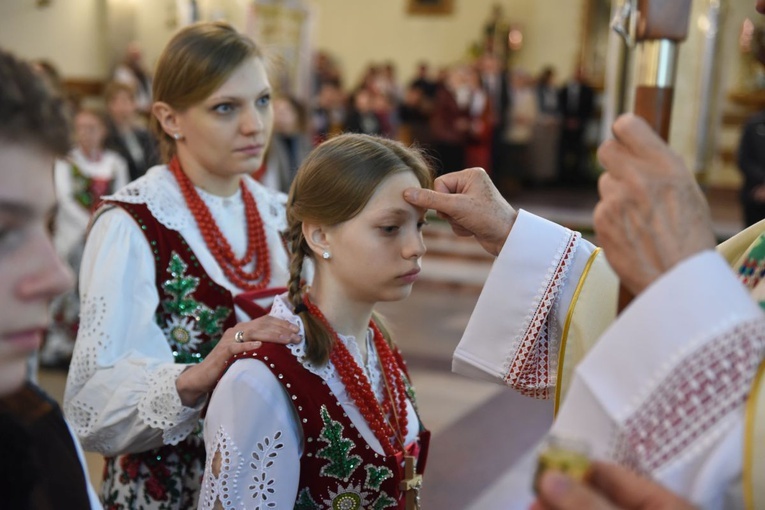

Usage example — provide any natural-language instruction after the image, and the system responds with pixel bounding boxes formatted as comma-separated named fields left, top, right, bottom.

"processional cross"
left=612, top=0, right=693, bottom=311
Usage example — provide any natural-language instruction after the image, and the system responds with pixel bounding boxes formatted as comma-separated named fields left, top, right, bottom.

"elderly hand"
left=594, top=114, right=716, bottom=295
left=532, top=461, right=696, bottom=510
left=403, top=167, right=517, bottom=256
left=175, top=315, right=300, bottom=407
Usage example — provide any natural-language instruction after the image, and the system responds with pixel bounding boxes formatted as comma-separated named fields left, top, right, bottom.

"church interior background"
left=2, top=0, right=764, bottom=507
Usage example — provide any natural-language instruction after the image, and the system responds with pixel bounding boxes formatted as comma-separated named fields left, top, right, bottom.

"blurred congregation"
left=308, top=53, right=596, bottom=191
left=23, top=1, right=604, bottom=204
left=12, top=0, right=615, bottom=369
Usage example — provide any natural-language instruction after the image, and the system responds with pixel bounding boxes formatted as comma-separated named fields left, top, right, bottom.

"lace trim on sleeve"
left=64, top=293, right=109, bottom=447
left=502, top=230, right=580, bottom=399
left=200, top=426, right=285, bottom=510
left=137, top=363, right=202, bottom=445
left=610, top=317, right=765, bottom=474
left=200, top=426, right=244, bottom=510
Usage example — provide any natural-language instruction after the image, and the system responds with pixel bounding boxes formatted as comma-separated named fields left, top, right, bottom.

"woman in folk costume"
left=63, top=22, right=301, bottom=508
left=42, top=107, right=130, bottom=368
left=200, top=133, right=432, bottom=509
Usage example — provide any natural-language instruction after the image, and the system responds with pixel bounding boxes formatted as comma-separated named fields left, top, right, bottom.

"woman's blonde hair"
left=286, top=133, right=433, bottom=365
left=150, top=21, right=263, bottom=161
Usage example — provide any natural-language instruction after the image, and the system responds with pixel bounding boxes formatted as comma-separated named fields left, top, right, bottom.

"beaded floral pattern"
left=70, top=162, right=118, bottom=213
left=159, top=252, right=231, bottom=362
left=88, top=200, right=239, bottom=509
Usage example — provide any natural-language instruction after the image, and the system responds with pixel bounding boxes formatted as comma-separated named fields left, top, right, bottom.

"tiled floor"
left=36, top=184, right=745, bottom=508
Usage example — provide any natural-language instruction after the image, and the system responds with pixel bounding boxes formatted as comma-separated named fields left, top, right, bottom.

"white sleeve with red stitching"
left=452, top=209, right=596, bottom=398
left=552, top=250, right=765, bottom=508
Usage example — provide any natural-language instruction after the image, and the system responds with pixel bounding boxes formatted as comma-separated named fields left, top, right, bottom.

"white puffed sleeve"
left=64, top=207, right=205, bottom=456
left=199, top=359, right=302, bottom=509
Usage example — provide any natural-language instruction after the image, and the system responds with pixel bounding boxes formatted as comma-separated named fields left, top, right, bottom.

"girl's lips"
left=398, top=268, right=421, bottom=283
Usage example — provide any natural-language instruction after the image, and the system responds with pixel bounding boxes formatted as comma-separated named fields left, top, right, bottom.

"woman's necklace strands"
left=170, top=156, right=271, bottom=291
left=302, top=295, right=409, bottom=457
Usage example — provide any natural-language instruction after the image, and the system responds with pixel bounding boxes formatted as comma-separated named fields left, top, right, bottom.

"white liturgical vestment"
left=454, top=210, right=765, bottom=508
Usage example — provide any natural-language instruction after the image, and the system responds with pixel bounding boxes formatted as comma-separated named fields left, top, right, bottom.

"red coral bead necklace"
left=170, top=156, right=271, bottom=291
left=302, top=295, right=409, bottom=457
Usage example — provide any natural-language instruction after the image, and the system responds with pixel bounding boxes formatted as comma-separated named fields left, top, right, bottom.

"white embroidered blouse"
left=198, top=295, right=421, bottom=510
left=63, top=165, right=291, bottom=456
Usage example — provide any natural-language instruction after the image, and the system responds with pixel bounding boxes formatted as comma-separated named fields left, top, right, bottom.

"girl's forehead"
left=363, top=171, right=423, bottom=212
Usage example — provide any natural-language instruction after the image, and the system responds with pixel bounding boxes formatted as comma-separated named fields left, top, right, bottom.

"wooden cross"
left=399, top=455, right=422, bottom=510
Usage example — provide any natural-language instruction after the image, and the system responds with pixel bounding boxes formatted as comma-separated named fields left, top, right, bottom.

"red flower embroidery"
left=145, top=477, right=168, bottom=501
left=119, top=455, right=141, bottom=480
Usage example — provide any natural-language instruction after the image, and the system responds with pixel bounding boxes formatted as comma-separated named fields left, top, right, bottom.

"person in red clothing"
left=201, top=134, right=432, bottom=509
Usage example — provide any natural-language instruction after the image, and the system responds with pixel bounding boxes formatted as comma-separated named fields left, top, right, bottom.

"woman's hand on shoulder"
left=175, top=316, right=300, bottom=407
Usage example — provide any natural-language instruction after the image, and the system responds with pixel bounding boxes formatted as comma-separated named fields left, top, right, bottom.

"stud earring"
left=173, top=133, right=183, bottom=141
left=322, top=251, right=331, bottom=260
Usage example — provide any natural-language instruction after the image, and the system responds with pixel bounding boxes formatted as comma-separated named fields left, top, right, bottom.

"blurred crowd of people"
left=306, top=51, right=598, bottom=198
left=32, top=45, right=160, bottom=368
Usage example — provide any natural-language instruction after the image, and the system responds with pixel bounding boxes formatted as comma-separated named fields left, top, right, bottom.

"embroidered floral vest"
left=72, top=163, right=118, bottom=214
left=110, top=201, right=237, bottom=363
left=98, top=200, right=238, bottom=509
left=228, top=344, right=431, bottom=510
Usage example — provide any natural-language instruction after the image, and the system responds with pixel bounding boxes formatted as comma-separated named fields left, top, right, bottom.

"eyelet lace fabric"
left=138, top=364, right=202, bottom=446
left=65, top=293, right=109, bottom=448
left=200, top=426, right=246, bottom=510
left=65, top=167, right=290, bottom=455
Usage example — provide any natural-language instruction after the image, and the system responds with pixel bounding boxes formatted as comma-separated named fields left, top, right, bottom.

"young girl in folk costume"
left=63, top=22, right=300, bottom=508
left=42, top=107, right=129, bottom=368
left=200, top=133, right=432, bottom=509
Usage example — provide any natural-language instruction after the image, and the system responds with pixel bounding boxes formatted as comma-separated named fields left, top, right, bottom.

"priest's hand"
left=403, top=167, right=517, bottom=257
left=175, top=316, right=300, bottom=407
left=594, top=114, right=716, bottom=295
left=531, top=462, right=696, bottom=510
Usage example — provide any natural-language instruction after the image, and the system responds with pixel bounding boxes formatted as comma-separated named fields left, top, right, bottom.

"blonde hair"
left=150, top=21, right=263, bottom=161
left=286, top=133, right=433, bottom=365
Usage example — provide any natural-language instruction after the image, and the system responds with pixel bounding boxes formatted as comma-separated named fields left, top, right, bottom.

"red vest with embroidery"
left=111, top=201, right=239, bottom=362
left=97, top=200, right=242, bottom=506
left=227, top=343, right=430, bottom=510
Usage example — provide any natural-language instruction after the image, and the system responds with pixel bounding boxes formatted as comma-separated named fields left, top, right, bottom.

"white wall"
left=307, top=0, right=586, bottom=86
left=0, top=0, right=108, bottom=78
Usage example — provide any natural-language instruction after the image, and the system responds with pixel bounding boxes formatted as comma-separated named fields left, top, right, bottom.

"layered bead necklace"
left=170, top=156, right=271, bottom=291
left=302, top=295, right=409, bottom=457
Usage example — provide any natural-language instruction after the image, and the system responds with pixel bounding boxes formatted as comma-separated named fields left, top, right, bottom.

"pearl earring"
left=173, top=133, right=183, bottom=140
left=322, top=251, right=331, bottom=260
